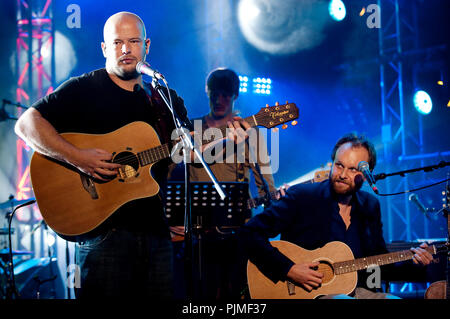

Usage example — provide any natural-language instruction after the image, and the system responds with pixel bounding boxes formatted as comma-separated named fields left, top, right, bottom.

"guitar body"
left=30, top=121, right=161, bottom=237
left=425, top=281, right=447, bottom=299
left=247, top=241, right=357, bottom=299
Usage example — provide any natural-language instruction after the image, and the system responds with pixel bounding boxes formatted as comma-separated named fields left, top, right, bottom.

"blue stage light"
left=239, top=75, right=249, bottom=93
left=329, top=0, right=346, bottom=21
left=413, top=90, right=433, bottom=114
left=252, top=77, right=272, bottom=95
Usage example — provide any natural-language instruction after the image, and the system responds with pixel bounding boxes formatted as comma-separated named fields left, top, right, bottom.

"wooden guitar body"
left=30, top=121, right=161, bottom=236
left=425, top=281, right=447, bottom=299
left=247, top=241, right=357, bottom=299
left=247, top=240, right=440, bottom=299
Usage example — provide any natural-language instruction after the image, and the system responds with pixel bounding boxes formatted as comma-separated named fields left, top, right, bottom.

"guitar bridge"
left=286, top=281, right=296, bottom=295
left=80, top=175, right=99, bottom=199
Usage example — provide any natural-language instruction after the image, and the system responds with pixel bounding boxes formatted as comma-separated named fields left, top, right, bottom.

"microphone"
left=357, top=161, right=379, bottom=194
left=136, top=61, right=164, bottom=80
left=409, top=193, right=427, bottom=214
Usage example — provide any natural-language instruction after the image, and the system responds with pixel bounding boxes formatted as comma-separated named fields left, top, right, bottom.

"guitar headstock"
left=254, top=102, right=299, bottom=129
left=314, top=170, right=330, bottom=183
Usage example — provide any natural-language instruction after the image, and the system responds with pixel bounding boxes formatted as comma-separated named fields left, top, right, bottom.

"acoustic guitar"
left=425, top=181, right=449, bottom=299
left=247, top=240, right=445, bottom=299
left=29, top=103, right=298, bottom=238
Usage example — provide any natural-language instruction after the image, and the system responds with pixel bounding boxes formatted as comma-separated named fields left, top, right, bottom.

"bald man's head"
left=101, top=12, right=150, bottom=81
left=103, top=12, right=146, bottom=42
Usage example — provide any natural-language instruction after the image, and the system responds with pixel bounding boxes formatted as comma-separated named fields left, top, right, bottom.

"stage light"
left=329, top=0, right=346, bottom=21
left=413, top=90, right=433, bottom=115
left=437, top=80, right=443, bottom=86
left=252, top=77, right=272, bottom=95
left=239, top=0, right=261, bottom=20
left=359, top=7, right=366, bottom=16
left=237, top=0, right=330, bottom=55
left=239, top=75, right=249, bottom=93
left=46, top=232, right=56, bottom=247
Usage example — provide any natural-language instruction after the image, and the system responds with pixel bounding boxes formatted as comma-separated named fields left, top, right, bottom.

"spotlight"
left=46, top=232, right=56, bottom=247
left=329, top=0, right=346, bottom=21
left=252, top=77, right=272, bottom=95
left=239, top=75, right=249, bottom=93
left=413, top=90, right=433, bottom=115
left=237, top=0, right=330, bottom=55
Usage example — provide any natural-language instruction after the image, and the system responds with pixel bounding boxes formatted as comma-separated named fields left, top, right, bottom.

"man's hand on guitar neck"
left=69, top=148, right=121, bottom=181
left=411, top=242, right=434, bottom=266
left=287, top=262, right=324, bottom=292
left=275, top=184, right=290, bottom=199
left=226, top=116, right=251, bottom=145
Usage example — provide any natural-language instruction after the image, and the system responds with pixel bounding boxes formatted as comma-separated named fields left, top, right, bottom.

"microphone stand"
left=0, top=99, right=29, bottom=122
left=374, top=161, right=450, bottom=181
left=149, top=76, right=228, bottom=299
left=5, top=199, right=36, bottom=299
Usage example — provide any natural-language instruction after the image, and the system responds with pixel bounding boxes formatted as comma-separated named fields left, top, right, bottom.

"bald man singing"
left=15, top=12, right=193, bottom=299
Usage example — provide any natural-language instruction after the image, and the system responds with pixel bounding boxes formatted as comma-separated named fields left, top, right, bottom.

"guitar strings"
left=99, top=110, right=294, bottom=167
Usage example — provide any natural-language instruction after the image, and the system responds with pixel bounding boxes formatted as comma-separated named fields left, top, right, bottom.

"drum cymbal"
left=0, top=197, right=36, bottom=210
left=0, top=248, right=33, bottom=256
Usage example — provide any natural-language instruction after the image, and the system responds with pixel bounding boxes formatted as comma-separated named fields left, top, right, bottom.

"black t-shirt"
left=33, top=68, right=192, bottom=237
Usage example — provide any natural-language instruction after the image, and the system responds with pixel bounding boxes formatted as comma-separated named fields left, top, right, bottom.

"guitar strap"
left=146, top=84, right=172, bottom=145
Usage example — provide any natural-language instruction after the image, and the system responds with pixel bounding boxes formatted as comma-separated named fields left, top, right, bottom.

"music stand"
left=165, top=181, right=250, bottom=232
left=165, top=181, right=250, bottom=298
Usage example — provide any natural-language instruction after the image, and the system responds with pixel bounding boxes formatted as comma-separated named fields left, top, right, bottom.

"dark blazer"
left=239, top=179, right=391, bottom=284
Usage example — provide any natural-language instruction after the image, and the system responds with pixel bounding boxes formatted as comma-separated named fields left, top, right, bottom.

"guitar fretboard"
left=134, top=103, right=298, bottom=168
left=136, top=116, right=259, bottom=167
left=138, top=143, right=171, bottom=166
left=334, top=246, right=436, bottom=275
left=246, top=177, right=317, bottom=209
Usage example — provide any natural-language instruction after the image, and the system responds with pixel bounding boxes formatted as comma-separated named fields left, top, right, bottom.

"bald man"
left=15, top=12, right=193, bottom=299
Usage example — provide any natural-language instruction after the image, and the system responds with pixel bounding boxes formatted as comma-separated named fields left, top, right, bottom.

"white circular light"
left=413, top=90, right=433, bottom=115
left=329, top=0, right=346, bottom=21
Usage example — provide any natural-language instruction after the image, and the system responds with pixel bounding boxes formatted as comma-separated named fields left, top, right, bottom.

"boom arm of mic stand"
left=374, top=161, right=450, bottom=181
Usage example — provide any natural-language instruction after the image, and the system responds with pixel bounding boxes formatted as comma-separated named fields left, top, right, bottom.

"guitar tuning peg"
left=272, top=127, right=279, bottom=133
left=291, top=120, right=298, bottom=126
left=275, top=101, right=279, bottom=106
left=282, top=124, right=288, bottom=129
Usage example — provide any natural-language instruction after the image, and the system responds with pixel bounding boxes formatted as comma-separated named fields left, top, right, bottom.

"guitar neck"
left=334, top=246, right=436, bottom=275
left=137, top=143, right=171, bottom=166
left=247, top=176, right=318, bottom=209
left=135, top=103, right=299, bottom=167
left=136, top=116, right=261, bottom=167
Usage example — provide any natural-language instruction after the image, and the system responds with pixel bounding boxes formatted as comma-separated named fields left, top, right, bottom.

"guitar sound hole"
left=317, top=261, right=334, bottom=284
left=113, top=151, right=140, bottom=179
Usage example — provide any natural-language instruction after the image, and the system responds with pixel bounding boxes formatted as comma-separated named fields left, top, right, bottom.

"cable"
left=377, top=177, right=450, bottom=196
